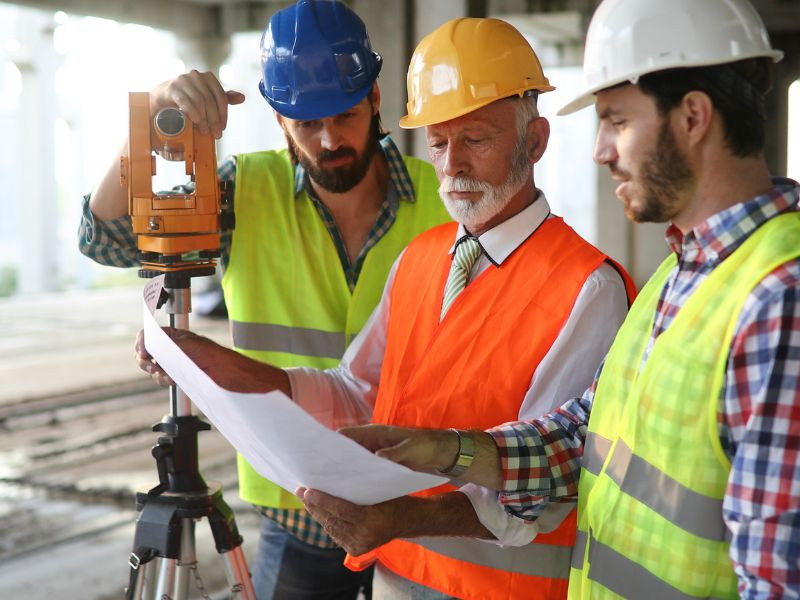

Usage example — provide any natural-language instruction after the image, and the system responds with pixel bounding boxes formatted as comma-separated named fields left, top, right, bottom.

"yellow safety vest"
left=222, top=148, right=450, bottom=508
left=571, top=212, right=800, bottom=598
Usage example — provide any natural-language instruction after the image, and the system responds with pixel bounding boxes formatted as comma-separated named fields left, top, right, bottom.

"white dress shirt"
left=287, top=191, right=629, bottom=545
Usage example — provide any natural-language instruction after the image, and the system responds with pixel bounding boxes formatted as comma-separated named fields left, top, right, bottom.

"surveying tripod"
left=121, top=92, right=255, bottom=599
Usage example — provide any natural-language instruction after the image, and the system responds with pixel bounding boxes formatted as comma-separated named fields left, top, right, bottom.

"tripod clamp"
left=146, top=416, right=212, bottom=497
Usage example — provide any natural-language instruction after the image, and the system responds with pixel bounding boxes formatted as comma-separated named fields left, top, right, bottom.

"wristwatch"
left=438, top=428, right=474, bottom=478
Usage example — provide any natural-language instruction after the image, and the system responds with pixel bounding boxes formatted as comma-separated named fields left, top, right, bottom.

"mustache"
left=608, top=162, right=631, bottom=180
left=317, top=147, right=358, bottom=163
left=439, top=175, right=491, bottom=193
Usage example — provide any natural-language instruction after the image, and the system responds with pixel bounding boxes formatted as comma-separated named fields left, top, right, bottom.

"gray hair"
left=515, top=94, right=540, bottom=140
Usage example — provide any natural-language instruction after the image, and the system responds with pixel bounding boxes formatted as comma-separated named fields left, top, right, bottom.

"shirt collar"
left=665, top=177, right=800, bottom=264
left=293, top=135, right=415, bottom=203
left=449, top=190, right=552, bottom=266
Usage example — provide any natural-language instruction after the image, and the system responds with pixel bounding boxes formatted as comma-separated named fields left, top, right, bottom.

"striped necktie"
left=440, top=237, right=482, bottom=320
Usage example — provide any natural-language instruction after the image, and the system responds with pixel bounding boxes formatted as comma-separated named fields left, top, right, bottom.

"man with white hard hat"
left=338, top=0, right=800, bottom=597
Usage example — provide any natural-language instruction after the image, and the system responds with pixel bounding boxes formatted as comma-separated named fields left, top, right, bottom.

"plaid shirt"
left=78, top=135, right=418, bottom=549
left=489, top=178, right=800, bottom=598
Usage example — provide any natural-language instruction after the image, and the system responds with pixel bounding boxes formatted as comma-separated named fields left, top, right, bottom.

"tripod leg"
left=143, top=560, right=158, bottom=598
left=129, top=562, right=146, bottom=600
left=221, top=546, right=256, bottom=600
left=156, top=557, right=177, bottom=599
left=128, top=559, right=158, bottom=600
left=206, top=492, right=255, bottom=599
left=174, top=518, right=196, bottom=600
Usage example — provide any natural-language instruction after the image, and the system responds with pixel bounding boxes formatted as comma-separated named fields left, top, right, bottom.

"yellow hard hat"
left=400, top=18, right=554, bottom=129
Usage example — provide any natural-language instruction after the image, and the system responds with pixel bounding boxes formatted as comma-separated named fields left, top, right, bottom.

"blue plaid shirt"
left=78, top=135, right=422, bottom=548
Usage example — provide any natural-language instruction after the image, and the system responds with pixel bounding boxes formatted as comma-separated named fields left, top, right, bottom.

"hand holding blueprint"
left=142, top=276, right=447, bottom=505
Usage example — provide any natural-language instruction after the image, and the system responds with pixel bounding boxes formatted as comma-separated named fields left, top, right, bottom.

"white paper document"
left=142, top=276, right=447, bottom=505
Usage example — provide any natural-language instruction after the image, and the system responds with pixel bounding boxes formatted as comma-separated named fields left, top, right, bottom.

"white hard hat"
left=558, top=0, right=784, bottom=116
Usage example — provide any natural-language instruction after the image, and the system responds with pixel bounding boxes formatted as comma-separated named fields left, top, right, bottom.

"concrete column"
left=764, top=32, right=800, bottom=176
left=175, top=34, right=232, bottom=74
left=16, top=14, right=59, bottom=294
left=351, top=0, right=414, bottom=152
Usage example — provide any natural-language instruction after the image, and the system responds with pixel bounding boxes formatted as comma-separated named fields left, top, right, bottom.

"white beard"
left=438, top=141, right=531, bottom=231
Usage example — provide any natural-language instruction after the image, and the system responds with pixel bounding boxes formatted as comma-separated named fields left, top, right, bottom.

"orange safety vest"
left=345, top=218, right=635, bottom=600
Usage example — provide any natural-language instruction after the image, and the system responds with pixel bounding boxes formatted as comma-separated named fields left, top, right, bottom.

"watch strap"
left=438, top=428, right=474, bottom=478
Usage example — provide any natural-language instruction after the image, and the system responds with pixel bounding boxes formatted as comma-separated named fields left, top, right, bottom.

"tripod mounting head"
left=120, top=92, right=234, bottom=281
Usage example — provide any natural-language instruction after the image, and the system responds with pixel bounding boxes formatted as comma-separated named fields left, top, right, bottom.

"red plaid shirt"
left=489, top=178, right=800, bottom=598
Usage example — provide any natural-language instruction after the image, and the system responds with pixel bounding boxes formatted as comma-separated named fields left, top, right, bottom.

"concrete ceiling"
left=5, top=0, right=290, bottom=37
left=6, top=0, right=800, bottom=38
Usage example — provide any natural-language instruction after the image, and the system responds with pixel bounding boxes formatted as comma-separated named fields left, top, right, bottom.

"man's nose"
left=593, top=128, right=617, bottom=165
left=319, top=123, right=342, bottom=151
left=442, top=141, right=469, bottom=178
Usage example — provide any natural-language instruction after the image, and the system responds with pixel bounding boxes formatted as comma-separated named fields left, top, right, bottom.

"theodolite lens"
left=154, top=107, right=186, bottom=137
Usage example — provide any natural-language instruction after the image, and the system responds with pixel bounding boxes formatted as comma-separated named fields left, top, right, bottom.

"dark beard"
left=287, top=119, right=380, bottom=194
left=630, top=119, right=695, bottom=223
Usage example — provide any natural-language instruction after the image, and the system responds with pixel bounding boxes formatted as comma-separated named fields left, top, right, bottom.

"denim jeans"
left=252, top=515, right=373, bottom=599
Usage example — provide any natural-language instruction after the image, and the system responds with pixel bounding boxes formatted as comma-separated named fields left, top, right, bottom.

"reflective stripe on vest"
left=224, top=148, right=450, bottom=509
left=359, top=218, right=636, bottom=600
left=571, top=530, right=587, bottom=570
left=584, top=532, right=730, bottom=600
left=604, top=440, right=727, bottom=542
left=581, top=433, right=727, bottom=545
left=572, top=212, right=800, bottom=599
left=582, top=431, right=612, bottom=476
left=414, top=537, right=571, bottom=579
left=231, top=320, right=346, bottom=359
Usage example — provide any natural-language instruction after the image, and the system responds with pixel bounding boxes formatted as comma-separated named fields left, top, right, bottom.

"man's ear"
left=370, top=83, right=381, bottom=115
left=677, top=90, right=714, bottom=148
left=527, top=117, right=550, bottom=164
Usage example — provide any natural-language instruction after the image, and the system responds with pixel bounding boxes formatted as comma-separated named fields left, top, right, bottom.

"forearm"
left=215, top=351, right=291, bottom=396
left=89, top=141, right=130, bottom=221
left=230, top=358, right=291, bottom=396
left=396, top=491, right=495, bottom=540
left=164, top=329, right=292, bottom=395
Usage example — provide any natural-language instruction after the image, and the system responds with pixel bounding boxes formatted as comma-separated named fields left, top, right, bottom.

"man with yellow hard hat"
left=136, top=17, right=634, bottom=599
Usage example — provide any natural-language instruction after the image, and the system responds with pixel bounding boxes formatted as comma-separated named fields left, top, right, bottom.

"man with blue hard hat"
left=78, top=1, right=450, bottom=597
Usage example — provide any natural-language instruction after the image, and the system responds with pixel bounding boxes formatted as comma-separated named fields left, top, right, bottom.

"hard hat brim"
left=262, top=77, right=379, bottom=121
left=400, top=85, right=555, bottom=129
left=557, top=49, right=784, bottom=117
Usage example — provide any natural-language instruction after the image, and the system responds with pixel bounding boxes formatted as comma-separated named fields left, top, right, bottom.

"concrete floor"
left=0, top=285, right=261, bottom=599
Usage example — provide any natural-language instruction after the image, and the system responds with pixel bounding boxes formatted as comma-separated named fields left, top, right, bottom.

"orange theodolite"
left=120, top=91, right=234, bottom=279
left=118, top=94, right=254, bottom=599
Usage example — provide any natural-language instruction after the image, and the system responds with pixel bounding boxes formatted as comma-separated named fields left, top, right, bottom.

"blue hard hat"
left=259, top=0, right=383, bottom=121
